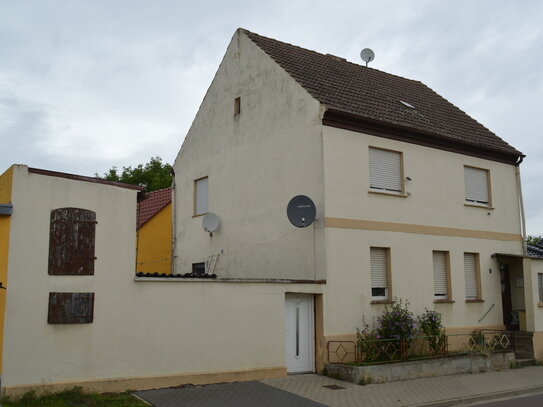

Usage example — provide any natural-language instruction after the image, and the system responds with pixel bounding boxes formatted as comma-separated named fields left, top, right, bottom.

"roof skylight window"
left=399, top=100, right=415, bottom=109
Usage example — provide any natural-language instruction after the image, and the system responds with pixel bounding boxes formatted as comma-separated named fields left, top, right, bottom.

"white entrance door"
left=284, top=293, right=314, bottom=373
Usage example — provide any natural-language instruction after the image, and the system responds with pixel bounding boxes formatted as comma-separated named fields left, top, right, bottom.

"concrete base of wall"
left=1, top=366, right=287, bottom=398
left=325, top=353, right=514, bottom=385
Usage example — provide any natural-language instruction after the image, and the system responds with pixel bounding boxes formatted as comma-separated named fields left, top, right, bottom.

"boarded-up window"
left=464, top=166, right=490, bottom=206
left=369, top=147, right=403, bottom=193
left=370, top=247, right=390, bottom=299
left=48, top=292, right=94, bottom=324
left=464, top=253, right=480, bottom=300
left=433, top=251, right=449, bottom=299
left=48, top=208, right=96, bottom=275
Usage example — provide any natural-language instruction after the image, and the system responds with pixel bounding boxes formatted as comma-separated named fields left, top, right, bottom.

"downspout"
left=170, top=168, right=177, bottom=274
left=515, top=156, right=527, bottom=255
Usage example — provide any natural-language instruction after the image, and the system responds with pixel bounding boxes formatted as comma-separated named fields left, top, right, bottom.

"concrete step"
left=516, top=359, right=536, bottom=368
left=515, top=344, right=535, bottom=351
left=515, top=351, right=535, bottom=359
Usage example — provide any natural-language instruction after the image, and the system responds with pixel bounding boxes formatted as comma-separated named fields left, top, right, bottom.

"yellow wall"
left=136, top=203, right=172, bottom=274
left=0, top=166, right=14, bottom=375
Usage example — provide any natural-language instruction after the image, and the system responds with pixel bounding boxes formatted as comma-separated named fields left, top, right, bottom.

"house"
left=173, top=28, right=528, bottom=374
left=0, top=28, right=536, bottom=396
left=136, top=188, right=172, bottom=275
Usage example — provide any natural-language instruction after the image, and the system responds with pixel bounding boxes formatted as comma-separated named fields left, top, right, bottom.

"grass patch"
left=0, top=387, right=147, bottom=407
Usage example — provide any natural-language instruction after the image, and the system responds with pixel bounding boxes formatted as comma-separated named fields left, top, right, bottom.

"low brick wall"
left=325, top=352, right=514, bottom=385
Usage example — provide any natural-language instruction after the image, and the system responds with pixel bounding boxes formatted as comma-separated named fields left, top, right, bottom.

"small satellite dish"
left=360, top=48, right=375, bottom=67
left=287, top=195, right=316, bottom=228
left=202, top=213, right=220, bottom=233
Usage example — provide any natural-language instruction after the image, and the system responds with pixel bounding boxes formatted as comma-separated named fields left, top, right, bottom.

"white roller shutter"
left=433, top=251, right=448, bottom=298
left=538, top=274, right=543, bottom=303
left=369, top=148, right=402, bottom=193
left=195, top=177, right=208, bottom=215
left=464, top=167, right=489, bottom=205
left=464, top=253, right=478, bottom=299
left=371, top=248, right=388, bottom=298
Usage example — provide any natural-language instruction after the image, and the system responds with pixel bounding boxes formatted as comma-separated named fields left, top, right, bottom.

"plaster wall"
left=2, top=166, right=322, bottom=391
left=173, top=29, right=325, bottom=280
left=523, top=258, right=543, bottom=333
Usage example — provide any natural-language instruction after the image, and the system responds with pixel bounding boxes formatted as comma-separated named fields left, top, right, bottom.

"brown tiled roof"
left=243, top=30, right=522, bottom=160
left=137, top=187, right=172, bottom=229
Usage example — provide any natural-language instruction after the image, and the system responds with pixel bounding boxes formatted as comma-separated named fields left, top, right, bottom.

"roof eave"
left=322, top=108, right=523, bottom=166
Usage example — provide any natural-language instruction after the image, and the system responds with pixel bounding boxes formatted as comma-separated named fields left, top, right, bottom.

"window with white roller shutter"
left=433, top=251, right=449, bottom=299
left=369, top=147, right=403, bottom=193
left=194, top=176, right=208, bottom=216
left=370, top=247, right=390, bottom=299
left=464, top=166, right=490, bottom=206
left=464, top=253, right=480, bottom=300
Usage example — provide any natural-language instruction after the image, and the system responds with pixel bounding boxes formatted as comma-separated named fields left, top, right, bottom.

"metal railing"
left=327, top=330, right=514, bottom=365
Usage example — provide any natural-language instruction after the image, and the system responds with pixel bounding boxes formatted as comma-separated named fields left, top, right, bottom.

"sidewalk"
left=261, top=366, right=543, bottom=407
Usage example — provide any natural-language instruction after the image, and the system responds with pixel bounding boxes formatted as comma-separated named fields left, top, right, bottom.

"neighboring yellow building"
left=136, top=188, right=172, bottom=275
left=0, top=166, right=14, bottom=379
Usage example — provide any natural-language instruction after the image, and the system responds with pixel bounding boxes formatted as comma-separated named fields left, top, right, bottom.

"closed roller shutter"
left=464, top=167, right=489, bottom=205
left=371, top=247, right=389, bottom=298
left=433, top=251, right=448, bottom=298
left=369, top=148, right=402, bottom=193
left=464, top=253, right=479, bottom=299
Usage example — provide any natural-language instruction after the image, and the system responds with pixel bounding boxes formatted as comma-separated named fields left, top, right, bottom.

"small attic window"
left=399, top=100, right=415, bottom=109
left=234, top=97, right=241, bottom=115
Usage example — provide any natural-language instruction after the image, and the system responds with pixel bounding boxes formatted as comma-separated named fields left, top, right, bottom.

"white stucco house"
left=1, top=29, right=541, bottom=396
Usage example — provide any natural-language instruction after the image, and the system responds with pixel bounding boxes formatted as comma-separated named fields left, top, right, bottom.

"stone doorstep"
left=325, top=353, right=515, bottom=385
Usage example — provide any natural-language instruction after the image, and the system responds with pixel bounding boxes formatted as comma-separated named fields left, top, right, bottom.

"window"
left=369, top=147, right=403, bottom=194
left=370, top=247, right=390, bottom=300
left=48, top=292, right=94, bottom=324
left=538, top=274, right=543, bottom=303
left=194, top=177, right=208, bottom=216
left=464, top=253, right=481, bottom=300
left=234, top=97, right=241, bottom=115
left=192, top=262, right=206, bottom=276
left=433, top=251, right=451, bottom=300
left=464, top=166, right=490, bottom=206
left=48, top=208, right=96, bottom=275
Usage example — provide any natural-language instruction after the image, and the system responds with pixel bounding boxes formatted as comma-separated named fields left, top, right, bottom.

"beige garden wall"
left=173, top=29, right=326, bottom=281
left=2, top=165, right=322, bottom=395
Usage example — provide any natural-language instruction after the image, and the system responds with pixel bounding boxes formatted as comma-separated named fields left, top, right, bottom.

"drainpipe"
left=515, top=156, right=527, bottom=255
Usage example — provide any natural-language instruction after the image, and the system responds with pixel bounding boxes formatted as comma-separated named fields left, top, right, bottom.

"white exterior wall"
left=1, top=165, right=321, bottom=392
left=321, top=126, right=523, bottom=334
left=173, top=29, right=325, bottom=280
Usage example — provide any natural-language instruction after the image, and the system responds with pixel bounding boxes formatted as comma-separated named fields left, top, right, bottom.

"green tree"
left=97, top=157, right=172, bottom=192
left=527, top=235, right=542, bottom=245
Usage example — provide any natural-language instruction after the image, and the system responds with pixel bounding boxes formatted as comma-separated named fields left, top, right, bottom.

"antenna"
left=360, top=48, right=375, bottom=67
left=287, top=195, right=316, bottom=228
left=202, top=213, right=220, bottom=236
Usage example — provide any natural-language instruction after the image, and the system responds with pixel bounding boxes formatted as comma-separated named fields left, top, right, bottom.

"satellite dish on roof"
left=202, top=213, right=220, bottom=234
left=360, top=48, right=375, bottom=67
left=287, top=195, right=316, bottom=228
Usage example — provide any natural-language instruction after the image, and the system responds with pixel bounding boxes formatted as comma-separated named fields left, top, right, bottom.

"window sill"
left=192, top=212, right=208, bottom=218
left=464, top=203, right=494, bottom=210
left=368, top=190, right=408, bottom=198
left=371, top=299, right=394, bottom=305
left=434, top=299, right=455, bottom=304
left=465, top=299, right=485, bottom=303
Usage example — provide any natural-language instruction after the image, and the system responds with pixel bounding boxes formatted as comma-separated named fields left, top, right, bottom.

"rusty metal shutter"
left=48, top=292, right=95, bottom=324
left=48, top=208, right=97, bottom=275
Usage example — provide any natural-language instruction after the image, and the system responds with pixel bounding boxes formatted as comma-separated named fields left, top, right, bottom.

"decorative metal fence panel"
left=327, top=331, right=514, bottom=366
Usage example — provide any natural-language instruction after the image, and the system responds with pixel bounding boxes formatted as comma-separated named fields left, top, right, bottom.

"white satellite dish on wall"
left=202, top=213, right=220, bottom=234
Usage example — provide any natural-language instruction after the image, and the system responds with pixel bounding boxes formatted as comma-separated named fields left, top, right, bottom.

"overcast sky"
left=0, top=0, right=541, bottom=234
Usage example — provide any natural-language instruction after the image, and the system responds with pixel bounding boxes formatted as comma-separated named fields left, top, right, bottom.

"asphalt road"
left=471, top=392, right=543, bottom=406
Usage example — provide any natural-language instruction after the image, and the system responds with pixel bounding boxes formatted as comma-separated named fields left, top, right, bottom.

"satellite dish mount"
left=287, top=195, right=316, bottom=228
left=360, top=48, right=375, bottom=67
left=202, top=213, right=220, bottom=236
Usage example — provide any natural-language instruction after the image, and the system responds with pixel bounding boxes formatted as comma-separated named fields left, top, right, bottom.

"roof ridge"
left=241, top=28, right=425, bottom=86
